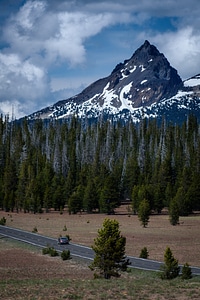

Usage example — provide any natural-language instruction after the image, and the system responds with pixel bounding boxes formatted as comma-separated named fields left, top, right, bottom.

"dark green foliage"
left=83, top=178, right=99, bottom=212
left=173, top=187, right=191, bottom=216
left=42, top=246, right=59, bottom=257
left=139, top=247, right=149, bottom=259
left=138, top=199, right=151, bottom=227
left=181, top=263, right=192, bottom=280
left=169, top=198, right=179, bottom=226
left=160, top=247, right=180, bottom=279
left=0, top=216, right=6, bottom=225
left=61, top=250, right=71, bottom=260
left=68, top=185, right=84, bottom=214
left=0, top=114, right=200, bottom=218
left=89, top=218, right=130, bottom=279
left=42, top=247, right=50, bottom=255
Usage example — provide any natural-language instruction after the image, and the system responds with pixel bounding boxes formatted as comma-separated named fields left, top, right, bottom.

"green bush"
left=42, top=247, right=50, bottom=255
left=42, top=246, right=59, bottom=257
left=139, top=247, right=149, bottom=259
left=49, top=247, right=59, bottom=257
left=0, top=217, right=6, bottom=225
left=181, top=263, right=192, bottom=280
left=61, top=250, right=71, bottom=260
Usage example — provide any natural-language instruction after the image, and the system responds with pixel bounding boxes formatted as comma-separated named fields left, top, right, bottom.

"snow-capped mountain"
left=27, top=40, right=200, bottom=123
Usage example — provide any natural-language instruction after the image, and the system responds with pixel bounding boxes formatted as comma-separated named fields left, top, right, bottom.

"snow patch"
left=141, top=80, right=147, bottom=85
left=129, top=66, right=137, bottom=73
left=139, top=65, right=146, bottom=72
left=184, top=76, right=200, bottom=87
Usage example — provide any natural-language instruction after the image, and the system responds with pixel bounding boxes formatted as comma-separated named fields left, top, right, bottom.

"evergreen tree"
left=131, top=185, right=140, bottom=214
left=68, top=185, right=84, bottom=214
left=51, top=174, right=66, bottom=211
left=83, top=178, right=99, bottom=212
left=3, top=158, right=17, bottom=211
left=181, top=263, right=192, bottom=280
left=0, top=115, right=200, bottom=215
left=99, top=173, right=120, bottom=214
left=154, top=184, right=164, bottom=213
left=89, top=218, right=130, bottom=279
left=139, top=247, right=149, bottom=259
left=169, top=198, right=179, bottom=225
left=174, top=186, right=191, bottom=216
left=160, top=247, right=180, bottom=279
left=16, top=160, right=29, bottom=212
left=138, top=199, right=151, bottom=227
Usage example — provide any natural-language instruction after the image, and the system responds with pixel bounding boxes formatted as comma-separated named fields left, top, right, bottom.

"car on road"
left=58, top=237, right=69, bottom=245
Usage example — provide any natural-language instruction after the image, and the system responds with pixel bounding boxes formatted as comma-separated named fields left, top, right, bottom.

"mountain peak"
left=138, top=39, right=155, bottom=52
left=108, top=40, right=183, bottom=106
left=27, top=41, right=200, bottom=123
left=130, top=40, right=164, bottom=64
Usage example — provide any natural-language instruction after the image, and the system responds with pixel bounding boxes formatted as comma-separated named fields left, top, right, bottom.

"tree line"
left=0, top=114, right=200, bottom=217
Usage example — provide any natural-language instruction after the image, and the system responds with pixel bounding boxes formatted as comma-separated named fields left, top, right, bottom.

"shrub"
left=42, top=247, right=50, bottom=255
left=61, top=250, right=71, bottom=260
left=63, top=224, right=67, bottom=231
left=49, top=247, right=59, bottom=257
left=139, top=247, right=149, bottom=259
left=0, top=217, right=6, bottom=225
left=42, top=246, right=59, bottom=257
left=32, top=226, right=38, bottom=233
left=181, top=263, right=192, bottom=280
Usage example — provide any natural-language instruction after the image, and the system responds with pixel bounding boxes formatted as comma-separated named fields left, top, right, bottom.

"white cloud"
left=0, top=0, right=135, bottom=118
left=150, top=27, right=200, bottom=79
left=0, top=52, right=47, bottom=98
left=15, top=0, right=46, bottom=30
left=0, top=100, right=27, bottom=119
left=0, top=52, right=50, bottom=118
left=0, top=0, right=200, bottom=118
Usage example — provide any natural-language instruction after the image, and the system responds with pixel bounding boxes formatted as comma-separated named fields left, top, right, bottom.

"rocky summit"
left=27, top=40, right=200, bottom=123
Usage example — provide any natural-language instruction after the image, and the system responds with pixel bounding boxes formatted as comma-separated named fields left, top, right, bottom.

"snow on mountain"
left=184, top=74, right=200, bottom=87
left=27, top=41, right=200, bottom=123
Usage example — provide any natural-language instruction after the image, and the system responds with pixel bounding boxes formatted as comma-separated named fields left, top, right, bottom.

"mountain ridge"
left=27, top=40, right=200, bottom=123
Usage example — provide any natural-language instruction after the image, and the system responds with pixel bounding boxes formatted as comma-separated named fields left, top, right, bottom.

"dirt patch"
left=1, top=208, right=200, bottom=267
left=0, top=245, right=92, bottom=281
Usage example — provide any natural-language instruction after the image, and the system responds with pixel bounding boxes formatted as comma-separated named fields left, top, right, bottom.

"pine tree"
left=160, top=247, right=180, bottom=279
left=138, top=199, right=151, bottom=227
left=173, top=186, right=191, bottom=216
left=181, top=263, right=192, bottom=280
left=68, top=185, right=84, bottom=214
left=139, top=247, right=149, bottom=259
left=99, top=172, right=120, bottom=214
left=131, top=185, right=140, bottom=214
left=89, top=218, right=130, bottom=279
left=169, top=198, right=179, bottom=225
left=83, top=179, right=99, bottom=212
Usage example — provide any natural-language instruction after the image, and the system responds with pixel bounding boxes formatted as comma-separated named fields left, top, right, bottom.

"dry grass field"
left=1, top=207, right=200, bottom=266
left=1, top=208, right=200, bottom=300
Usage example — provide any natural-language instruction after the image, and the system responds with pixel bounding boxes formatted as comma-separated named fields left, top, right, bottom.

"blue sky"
left=0, top=0, right=200, bottom=119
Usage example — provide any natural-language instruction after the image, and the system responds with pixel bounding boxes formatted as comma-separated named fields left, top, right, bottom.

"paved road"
left=1, top=225, right=200, bottom=275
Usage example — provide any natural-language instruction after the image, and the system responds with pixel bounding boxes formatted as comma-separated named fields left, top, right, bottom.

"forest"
left=0, top=114, right=200, bottom=217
